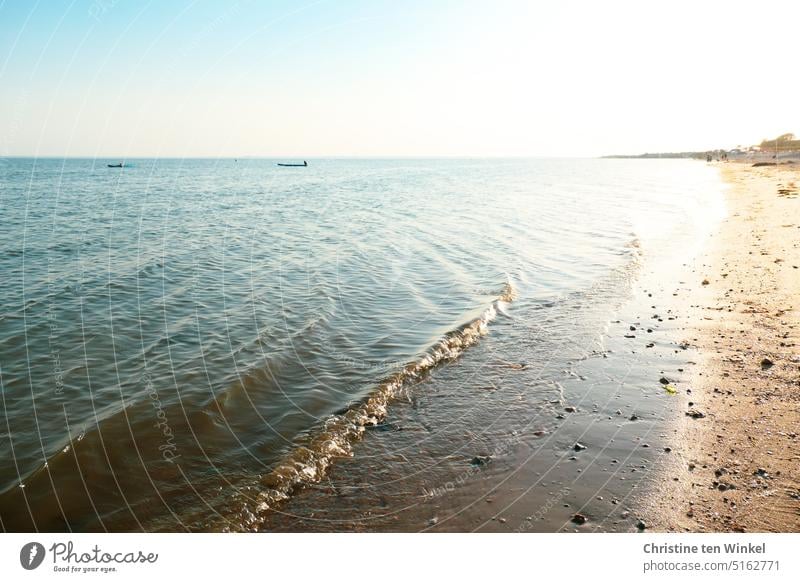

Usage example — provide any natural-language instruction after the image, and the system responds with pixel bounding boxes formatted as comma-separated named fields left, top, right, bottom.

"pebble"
left=573, top=442, right=587, bottom=451
left=571, top=513, right=587, bottom=525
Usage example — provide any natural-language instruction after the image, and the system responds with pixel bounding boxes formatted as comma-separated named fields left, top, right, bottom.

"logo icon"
left=20, top=542, right=46, bottom=570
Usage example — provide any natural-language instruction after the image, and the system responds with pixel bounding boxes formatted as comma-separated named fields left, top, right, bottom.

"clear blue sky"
left=1, top=0, right=798, bottom=157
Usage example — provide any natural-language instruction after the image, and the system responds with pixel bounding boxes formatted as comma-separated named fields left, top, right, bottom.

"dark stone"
left=571, top=513, right=587, bottom=525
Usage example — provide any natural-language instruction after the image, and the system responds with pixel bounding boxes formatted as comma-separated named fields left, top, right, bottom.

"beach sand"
left=645, top=162, right=800, bottom=532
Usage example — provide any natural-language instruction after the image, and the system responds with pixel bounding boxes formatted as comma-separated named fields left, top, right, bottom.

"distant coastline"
left=603, top=150, right=800, bottom=163
left=602, top=152, right=704, bottom=159
left=603, top=133, right=800, bottom=162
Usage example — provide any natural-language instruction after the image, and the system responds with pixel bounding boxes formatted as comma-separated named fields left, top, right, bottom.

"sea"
left=0, top=157, right=726, bottom=531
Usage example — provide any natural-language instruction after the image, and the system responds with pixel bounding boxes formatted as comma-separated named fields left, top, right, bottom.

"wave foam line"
left=239, top=281, right=515, bottom=526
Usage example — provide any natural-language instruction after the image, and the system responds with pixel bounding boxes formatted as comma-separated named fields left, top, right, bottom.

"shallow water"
left=0, top=158, right=724, bottom=531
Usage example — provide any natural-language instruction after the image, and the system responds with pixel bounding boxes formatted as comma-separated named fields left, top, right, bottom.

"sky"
left=1, top=0, right=798, bottom=157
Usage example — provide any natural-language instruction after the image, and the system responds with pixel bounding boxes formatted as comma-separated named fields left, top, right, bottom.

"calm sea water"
left=0, top=158, right=724, bottom=531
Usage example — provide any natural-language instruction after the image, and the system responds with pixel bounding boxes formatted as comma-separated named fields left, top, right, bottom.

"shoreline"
left=645, top=162, right=800, bottom=532
left=3, top=158, right=794, bottom=532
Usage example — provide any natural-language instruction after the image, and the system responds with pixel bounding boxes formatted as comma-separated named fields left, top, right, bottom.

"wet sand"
left=645, top=162, right=800, bottom=532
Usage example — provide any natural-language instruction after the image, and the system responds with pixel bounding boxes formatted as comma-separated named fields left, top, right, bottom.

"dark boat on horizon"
left=107, top=162, right=124, bottom=168
left=277, top=160, right=308, bottom=167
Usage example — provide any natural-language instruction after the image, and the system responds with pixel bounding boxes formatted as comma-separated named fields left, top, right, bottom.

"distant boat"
left=277, top=160, right=308, bottom=167
left=107, top=162, right=124, bottom=168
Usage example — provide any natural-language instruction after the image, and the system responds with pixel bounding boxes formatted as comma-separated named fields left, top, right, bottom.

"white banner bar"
left=1, top=533, right=798, bottom=581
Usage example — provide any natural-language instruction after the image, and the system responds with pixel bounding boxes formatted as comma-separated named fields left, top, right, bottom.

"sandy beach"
left=646, top=162, right=800, bottom=532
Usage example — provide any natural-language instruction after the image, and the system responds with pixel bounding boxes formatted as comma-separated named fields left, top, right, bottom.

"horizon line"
left=0, top=153, right=709, bottom=160
left=2, top=154, right=600, bottom=160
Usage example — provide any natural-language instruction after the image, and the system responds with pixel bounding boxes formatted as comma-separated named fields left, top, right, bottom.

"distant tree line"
left=760, top=133, right=800, bottom=152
